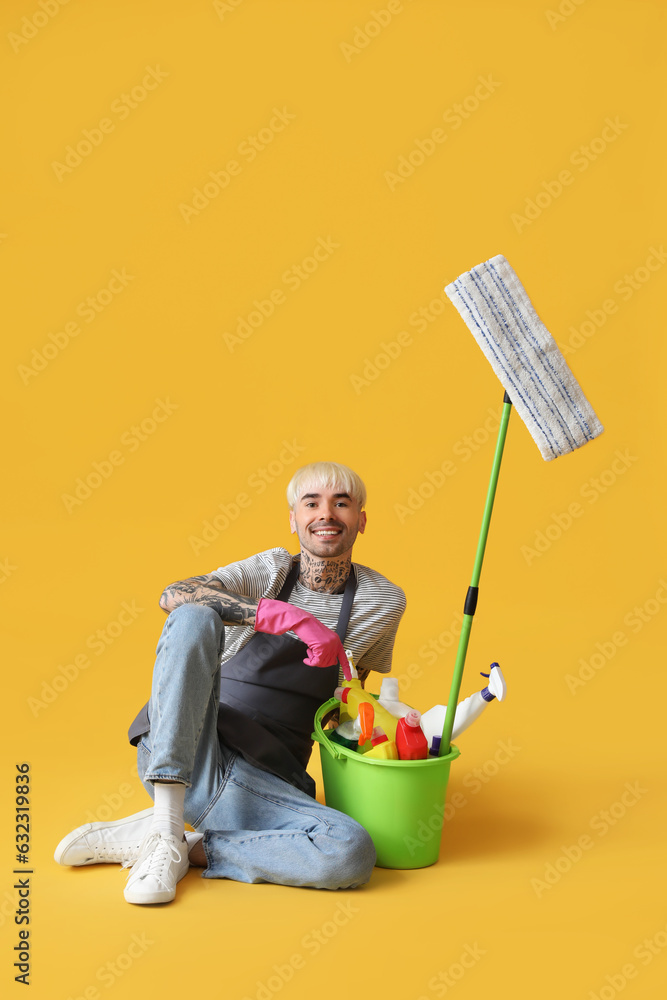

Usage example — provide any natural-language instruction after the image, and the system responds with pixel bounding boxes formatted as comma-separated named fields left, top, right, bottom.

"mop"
left=438, top=254, right=604, bottom=756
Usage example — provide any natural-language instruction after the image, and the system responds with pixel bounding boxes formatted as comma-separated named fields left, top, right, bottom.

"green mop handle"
left=438, top=392, right=512, bottom=757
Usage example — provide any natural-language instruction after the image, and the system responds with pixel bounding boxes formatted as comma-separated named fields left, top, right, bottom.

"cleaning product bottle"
left=419, top=705, right=448, bottom=748
left=420, top=694, right=487, bottom=745
left=328, top=717, right=362, bottom=751
left=396, top=710, right=429, bottom=760
left=420, top=664, right=507, bottom=745
left=334, top=686, right=401, bottom=742
left=328, top=702, right=374, bottom=751
left=363, top=727, right=399, bottom=760
left=332, top=716, right=362, bottom=742
left=328, top=729, right=358, bottom=751
left=377, top=677, right=413, bottom=718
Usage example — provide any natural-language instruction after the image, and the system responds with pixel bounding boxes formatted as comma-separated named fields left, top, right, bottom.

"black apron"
left=127, top=558, right=356, bottom=798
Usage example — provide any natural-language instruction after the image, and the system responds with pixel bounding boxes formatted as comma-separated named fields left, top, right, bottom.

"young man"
left=54, top=462, right=407, bottom=903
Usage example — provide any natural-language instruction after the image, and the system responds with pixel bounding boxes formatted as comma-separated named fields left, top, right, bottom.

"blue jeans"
left=136, top=604, right=376, bottom=890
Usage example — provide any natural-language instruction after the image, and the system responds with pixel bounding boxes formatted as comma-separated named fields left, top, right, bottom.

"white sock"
left=151, top=781, right=186, bottom=840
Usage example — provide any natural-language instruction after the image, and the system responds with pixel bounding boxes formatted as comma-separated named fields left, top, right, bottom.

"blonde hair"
left=286, top=462, right=366, bottom=511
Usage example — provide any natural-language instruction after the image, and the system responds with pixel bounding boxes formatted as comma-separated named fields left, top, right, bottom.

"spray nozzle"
left=371, top=727, right=388, bottom=747
left=358, top=702, right=374, bottom=744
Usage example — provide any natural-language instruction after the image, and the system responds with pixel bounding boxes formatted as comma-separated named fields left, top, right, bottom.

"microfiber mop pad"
left=445, top=254, right=604, bottom=460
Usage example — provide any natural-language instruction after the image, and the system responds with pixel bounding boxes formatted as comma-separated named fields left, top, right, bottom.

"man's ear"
left=359, top=510, right=367, bottom=534
left=289, top=509, right=296, bottom=534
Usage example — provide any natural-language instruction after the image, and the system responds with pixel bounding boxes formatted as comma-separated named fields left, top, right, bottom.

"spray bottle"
left=420, top=664, right=507, bottom=746
left=328, top=700, right=374, bottom=751
left=334, top=685, right=401, bottom=742
left=421, top=696, right=484, bottom=745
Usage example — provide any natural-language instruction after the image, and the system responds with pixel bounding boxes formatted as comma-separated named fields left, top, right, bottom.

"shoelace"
left=94, top=843, right=140, bottom=865
left=123, top=833, right=183, bottom=884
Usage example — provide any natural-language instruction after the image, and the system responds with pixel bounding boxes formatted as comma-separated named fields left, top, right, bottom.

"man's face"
left=289, top=484, right=366, bottom=559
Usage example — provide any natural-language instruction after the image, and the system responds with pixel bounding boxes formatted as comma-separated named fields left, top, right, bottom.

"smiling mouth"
left=312, top=529, right=342, bottom=537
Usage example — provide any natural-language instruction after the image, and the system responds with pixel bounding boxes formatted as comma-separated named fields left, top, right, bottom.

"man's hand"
left=255, top=598, right=350, bottom=674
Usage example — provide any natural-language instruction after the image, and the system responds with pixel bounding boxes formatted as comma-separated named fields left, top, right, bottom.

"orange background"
left=2, top=1, right=666, bottom=997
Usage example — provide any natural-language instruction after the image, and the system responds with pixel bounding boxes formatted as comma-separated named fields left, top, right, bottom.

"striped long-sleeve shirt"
left=210, top=547, right=406, bottom=684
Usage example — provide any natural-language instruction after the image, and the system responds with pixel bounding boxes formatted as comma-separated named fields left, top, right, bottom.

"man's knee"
left=343, top=823, right=376, bottom=887
left=167, top=603, right=223, bottom=641
left=321, top=817, right=376, bottom=889
left=169, top=603, right=220, bottom=625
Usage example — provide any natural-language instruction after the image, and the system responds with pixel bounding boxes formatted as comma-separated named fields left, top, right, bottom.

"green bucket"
left=312, top=698, right=460, bottom=869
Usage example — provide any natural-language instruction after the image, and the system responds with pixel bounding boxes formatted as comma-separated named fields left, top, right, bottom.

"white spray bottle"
left=421, top=663, right=507, bottom=754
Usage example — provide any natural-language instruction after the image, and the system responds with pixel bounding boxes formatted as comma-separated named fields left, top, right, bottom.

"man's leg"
left=187, top=747, right=377, bottom=890
left=54, top=604, right=226, bottom=897
left=137, top=610, right=375, bottom=890
left=124, top=603, right=226, bottom=903
left=57, top=602, right=375, bottom=892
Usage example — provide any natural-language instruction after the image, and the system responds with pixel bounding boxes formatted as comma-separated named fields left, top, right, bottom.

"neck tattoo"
left=298, top=551, right=350, bottom=594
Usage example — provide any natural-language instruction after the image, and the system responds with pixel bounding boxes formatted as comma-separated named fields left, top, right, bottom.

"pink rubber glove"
left=255, top=598, right=351, bottom=677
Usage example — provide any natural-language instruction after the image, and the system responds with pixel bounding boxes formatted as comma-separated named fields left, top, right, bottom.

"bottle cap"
left=334, top=686, right=350, bottom=704
left=379, top=677, right=399, bottom=700
left=371, top=726, right=388, bottom=746
left=405, top=710, right=421, bottom=727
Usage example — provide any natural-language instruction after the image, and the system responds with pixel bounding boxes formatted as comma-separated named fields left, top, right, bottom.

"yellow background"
left=3, top=0, right=666, bottom=996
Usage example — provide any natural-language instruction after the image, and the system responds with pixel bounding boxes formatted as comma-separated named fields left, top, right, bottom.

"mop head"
left=445, top=254, right=604, bottom=461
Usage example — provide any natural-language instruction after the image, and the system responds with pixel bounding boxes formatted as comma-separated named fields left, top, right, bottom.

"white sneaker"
left=123, top=831, right=190, bottom=905
left=54, top=808, right=154, bottom=867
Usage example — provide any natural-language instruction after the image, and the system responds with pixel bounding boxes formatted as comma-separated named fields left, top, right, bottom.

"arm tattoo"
left=159, top=574, right=258, bottom=626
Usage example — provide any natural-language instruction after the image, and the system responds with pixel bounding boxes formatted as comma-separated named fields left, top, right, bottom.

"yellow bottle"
left=334, top=685, right=400, bottom=742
